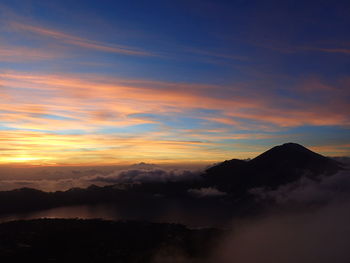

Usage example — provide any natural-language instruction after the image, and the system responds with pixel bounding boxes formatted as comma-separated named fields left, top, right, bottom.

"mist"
left=0, top=163, right=205, bottom=191
left=213, top=201, right=350, bottom=263
left=211, top=169, right=350, bottom=263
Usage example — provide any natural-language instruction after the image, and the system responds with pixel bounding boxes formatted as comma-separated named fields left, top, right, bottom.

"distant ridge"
left=0, top=143, right=344, bottom=216
left=204, top=142, right=342, bottom=193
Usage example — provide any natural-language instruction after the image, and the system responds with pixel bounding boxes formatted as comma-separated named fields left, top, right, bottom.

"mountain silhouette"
left=0, top=143, right=344, bottom=217
left=203, top=142, right=342, bottom=193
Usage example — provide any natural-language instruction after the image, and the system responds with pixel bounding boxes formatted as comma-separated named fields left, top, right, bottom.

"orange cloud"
left=1, top=71, right=349, bottom=129
left=1, top=71, right=349, bottom=165
left=310, top=144, right=350, bottom=156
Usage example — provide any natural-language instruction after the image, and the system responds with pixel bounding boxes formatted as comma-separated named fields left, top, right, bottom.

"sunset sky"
left=0, top=0, right=349, bottom=166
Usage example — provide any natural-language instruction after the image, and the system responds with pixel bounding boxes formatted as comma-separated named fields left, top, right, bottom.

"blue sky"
left=0, top=0, right=349, bottom=165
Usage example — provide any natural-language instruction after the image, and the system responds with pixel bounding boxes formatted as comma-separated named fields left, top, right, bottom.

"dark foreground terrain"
left=0, top=218, right=220, bottom=263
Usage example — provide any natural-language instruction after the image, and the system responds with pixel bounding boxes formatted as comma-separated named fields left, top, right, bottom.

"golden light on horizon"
left=0, top=155, right=54, bottom=164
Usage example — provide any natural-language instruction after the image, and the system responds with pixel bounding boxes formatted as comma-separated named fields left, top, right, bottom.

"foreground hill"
left=0, top=218, right=220, bottom=262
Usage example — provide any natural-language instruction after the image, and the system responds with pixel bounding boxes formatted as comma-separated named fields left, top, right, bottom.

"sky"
left=0, top=0, right=349, bottom=166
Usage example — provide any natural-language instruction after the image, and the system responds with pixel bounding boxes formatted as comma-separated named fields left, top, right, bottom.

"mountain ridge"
left=203, top=142, right=342, bottom=192
left=0, top=142, right=345, bottom=217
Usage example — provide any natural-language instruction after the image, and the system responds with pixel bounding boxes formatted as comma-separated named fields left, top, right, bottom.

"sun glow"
left=1, top=156, right=54, bottom=164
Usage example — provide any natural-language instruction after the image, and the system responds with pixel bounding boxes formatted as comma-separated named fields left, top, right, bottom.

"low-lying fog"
left=0, top=162, right=206, bottom=191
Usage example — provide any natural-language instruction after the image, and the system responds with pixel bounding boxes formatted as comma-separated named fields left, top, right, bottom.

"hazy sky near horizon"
left=0, top=0, right=349, bottom=165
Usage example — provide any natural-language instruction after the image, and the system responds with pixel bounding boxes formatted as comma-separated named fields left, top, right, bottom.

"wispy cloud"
left=10, top=22, right=153, bottom=56
left=1, top=71, right=349, bottom=164
left=0, top=130, right=218, bottom=165
left=266, top=44, right=350, bottom=56
left=0, top=45, right=63, bottom=62
left=1, top=71, right=349, bottom=128
left=303, top=47, right=350, bottom=55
